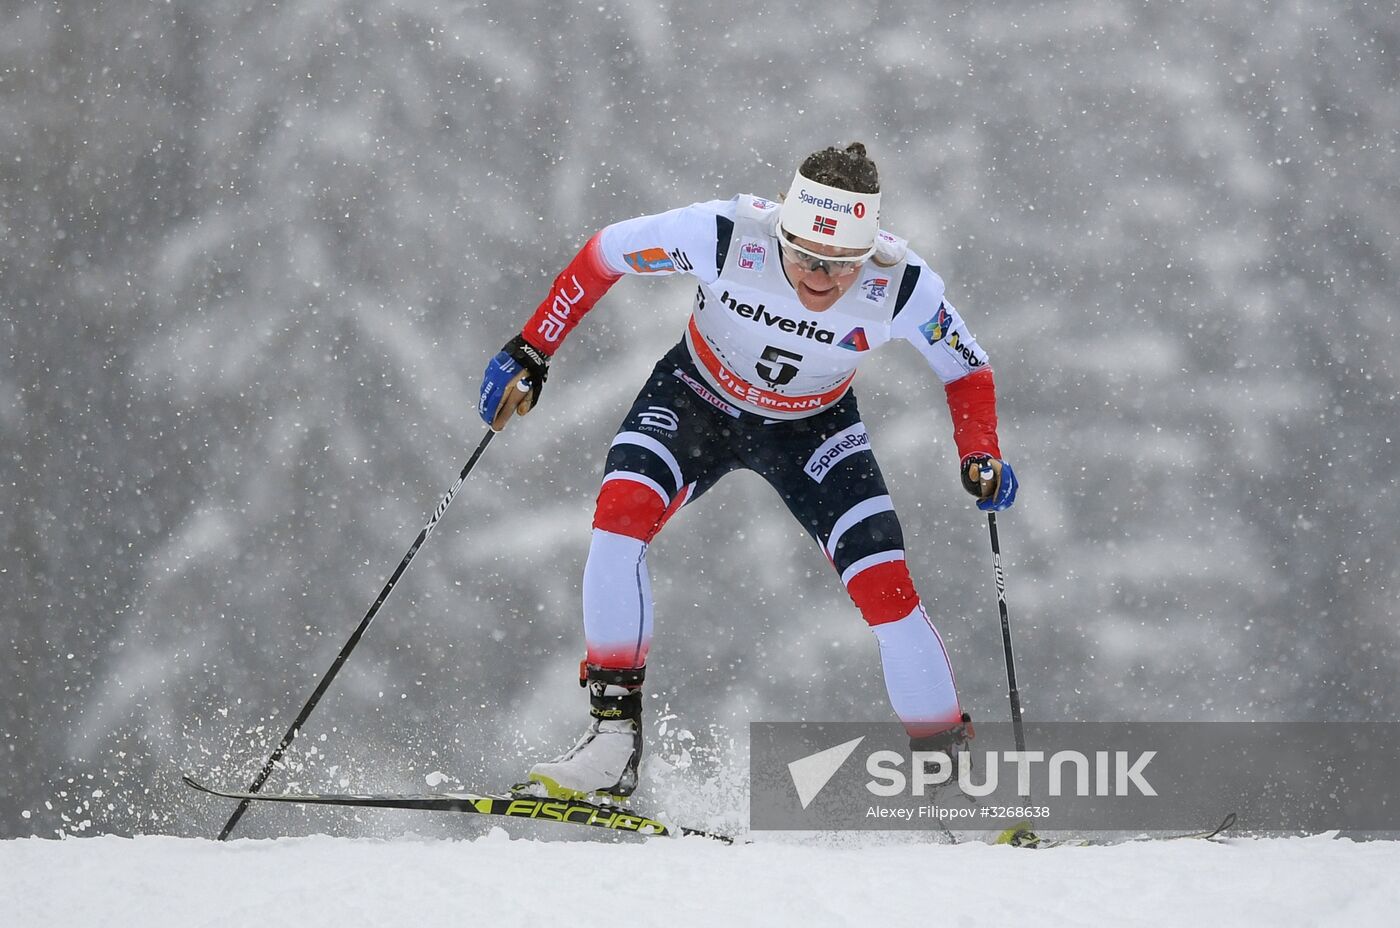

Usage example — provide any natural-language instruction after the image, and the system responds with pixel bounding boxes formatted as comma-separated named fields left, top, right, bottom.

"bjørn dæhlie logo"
left=637, top=405, right=679, bottom=433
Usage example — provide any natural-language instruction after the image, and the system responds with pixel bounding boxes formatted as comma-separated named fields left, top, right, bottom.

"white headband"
left=778, top=170, right=881, bottom=257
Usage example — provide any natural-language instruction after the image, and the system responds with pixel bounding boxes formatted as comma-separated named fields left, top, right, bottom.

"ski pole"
left=986, top=512, right=1027, bottom=753
left=217, top=427, right=497, bottom=840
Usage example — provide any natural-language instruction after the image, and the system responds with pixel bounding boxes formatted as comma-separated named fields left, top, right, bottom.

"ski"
left=183, top=775, right=733, bottom=843
left=994, top=812, right=1237, bottom=848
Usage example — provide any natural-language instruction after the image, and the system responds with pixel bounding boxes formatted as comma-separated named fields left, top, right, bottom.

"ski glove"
left=961, top=453, right=1018, bottom=512
left=478, top=334, right=550, bottom=431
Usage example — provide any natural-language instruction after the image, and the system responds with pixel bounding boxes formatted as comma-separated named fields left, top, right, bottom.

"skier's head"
left=778, top=142, right=882, bottom=260
left=779, top=143, right=881, bottom=312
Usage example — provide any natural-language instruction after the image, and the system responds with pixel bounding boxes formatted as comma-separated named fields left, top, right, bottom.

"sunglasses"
left=779, top=235, right=867, bottom=277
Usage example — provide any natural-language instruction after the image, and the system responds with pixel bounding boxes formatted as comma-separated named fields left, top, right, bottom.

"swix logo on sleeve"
left=720, top=290, right=834, bottom=343
left=537, top=275, right=586, bottom=343
left=805, top=423, right=871, bottom=482
left=812, top=215, right=838, bottom=236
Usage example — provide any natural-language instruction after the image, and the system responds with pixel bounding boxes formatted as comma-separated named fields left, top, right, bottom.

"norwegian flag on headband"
left=812, top=215, right=838, bottom=236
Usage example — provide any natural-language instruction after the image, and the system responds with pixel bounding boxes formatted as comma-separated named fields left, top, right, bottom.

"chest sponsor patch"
left=805, top=423, right=871, bottom=482
left=718, top=289, right=836, bottom=343
left=838, top=328, right=870, bottom=352
left=861, top=277, right=890, bottom=304
left=737, top=238, right=767, bottom=271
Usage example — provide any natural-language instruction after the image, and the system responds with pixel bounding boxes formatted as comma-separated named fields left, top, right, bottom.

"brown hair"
left=798, top=142, right=880, bottom=194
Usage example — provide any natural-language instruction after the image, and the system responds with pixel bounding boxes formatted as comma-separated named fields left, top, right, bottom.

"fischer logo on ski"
left=182, top=775, right=731, bottom=843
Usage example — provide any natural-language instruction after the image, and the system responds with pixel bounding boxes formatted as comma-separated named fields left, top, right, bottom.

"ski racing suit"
left=519, top=194, right=1002, bottom=738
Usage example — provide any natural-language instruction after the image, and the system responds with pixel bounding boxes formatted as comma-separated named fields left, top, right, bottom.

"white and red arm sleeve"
left=521, top=200, right=732, bottom=355
left=945, top=368, right=1001, bottom=460
left=891, top=260, right=1002, bottom=460
left=520, top=233, right=622, bottom=355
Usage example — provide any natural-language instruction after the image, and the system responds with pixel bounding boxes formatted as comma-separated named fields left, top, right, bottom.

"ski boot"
left=523, top=664, right=644, bottom=803
left=913, top=713, right=1044, bottom=847
left=909, top=712, right=974, bottom=771
left=910, top=712, right=975, bottom=799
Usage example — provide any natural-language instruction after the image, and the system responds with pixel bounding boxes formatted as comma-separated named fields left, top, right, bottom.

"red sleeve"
left=944, top=368, right=1001, bottom=460
left=521, top=233, right=624, bottom=354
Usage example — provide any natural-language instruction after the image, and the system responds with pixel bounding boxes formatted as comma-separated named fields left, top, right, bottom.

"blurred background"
left=2, top=0, right=1396, bottom=839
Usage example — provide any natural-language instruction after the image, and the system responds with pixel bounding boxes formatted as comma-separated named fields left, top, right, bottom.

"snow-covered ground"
left=4, top=831, right=1397, bottom=927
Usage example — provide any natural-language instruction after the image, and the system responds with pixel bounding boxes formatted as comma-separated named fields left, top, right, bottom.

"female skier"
left=478, top=142, right=1017, bottom=800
